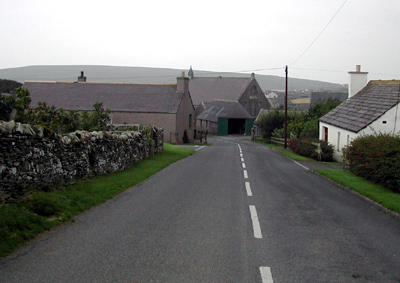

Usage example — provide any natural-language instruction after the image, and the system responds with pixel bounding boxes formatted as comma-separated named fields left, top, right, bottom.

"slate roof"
left=197, top=100, right=252, bottom=123
left=23, top=81, right=182, bottom=113
left=189, top=77, right=251, bottom=106
left=320, top=80, right=400, bottom=133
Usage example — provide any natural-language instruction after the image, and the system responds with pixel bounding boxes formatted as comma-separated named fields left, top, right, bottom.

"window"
left=189, top=114, right=192, bottom=128
left=337, top=131, right=341, bottom=151
left=347, top=135, right=350, bottom=147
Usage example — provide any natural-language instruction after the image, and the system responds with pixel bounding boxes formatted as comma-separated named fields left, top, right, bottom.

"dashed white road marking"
left=245, top=182, right=252, bottom=196
left=249, top=205, right=262, bottom=238
left=243, top=170, right=248, bottom=179
left=260, top=266, right=274, bottom=283
left=241, top=158, right=244, bottom=162
left=242, top=163, right=246, bottom=169
left=195, top=146, right=206, bottom=151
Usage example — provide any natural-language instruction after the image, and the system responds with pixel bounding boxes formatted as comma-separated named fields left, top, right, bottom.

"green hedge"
left=288, top=138, right=334, bottom=161
left=345, top=133, right=400, bottom=192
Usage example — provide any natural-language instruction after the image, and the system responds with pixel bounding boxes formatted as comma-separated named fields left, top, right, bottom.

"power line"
left=290, top=0, right=349, bottom=66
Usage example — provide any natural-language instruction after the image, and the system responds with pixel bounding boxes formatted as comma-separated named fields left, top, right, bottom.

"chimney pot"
left=356, top=65, right=361, bottom=72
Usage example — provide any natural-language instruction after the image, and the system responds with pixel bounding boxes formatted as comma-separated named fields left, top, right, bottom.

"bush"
left=289, top=138, right=317, bottom=159
left=320, top=140, right=334, bottom=162
left=255, top=109, right=284, bottom=139
left=289, top=138, right=334, bottom=161
left=345, top=133, right=400, bottom=192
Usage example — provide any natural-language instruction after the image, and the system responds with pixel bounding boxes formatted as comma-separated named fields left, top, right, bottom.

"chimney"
left=177, top=73, right=189, bottom=94
left=188, top=66, right=194, bottom=79
left=348, top=65, right=368, bottom=98
left=251, top=73, right=255, bottom=80
left=78, top=71, right=87, bottom=83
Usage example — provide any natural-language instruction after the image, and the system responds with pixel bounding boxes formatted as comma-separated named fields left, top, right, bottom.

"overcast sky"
left=1, top=0, right=399, bottom=84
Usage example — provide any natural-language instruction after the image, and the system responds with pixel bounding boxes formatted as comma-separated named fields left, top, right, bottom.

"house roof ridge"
left=25, top=81, right=176, bottom=86
left=369, top=80, right=400, bottom=83
left=214, top=99, right=238, bottom=103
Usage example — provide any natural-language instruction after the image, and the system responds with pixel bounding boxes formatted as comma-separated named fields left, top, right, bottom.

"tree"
left=0, top=79, right=22, bottom=93
left=0, top=87, right=31, bottom=122
left=255, top=109, right=284, bottom=139
left=308, top=97, right=342, bottom=119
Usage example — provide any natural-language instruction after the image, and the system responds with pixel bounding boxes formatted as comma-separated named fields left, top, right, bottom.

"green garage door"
left=218, top=118, right=228, bottom=135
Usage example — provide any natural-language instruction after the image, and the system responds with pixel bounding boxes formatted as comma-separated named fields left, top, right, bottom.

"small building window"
left=189, top=114, right=192, bottom=128
left=337, top=131, right=341, bottom=151
left=382, top=121, right=387, bottom=124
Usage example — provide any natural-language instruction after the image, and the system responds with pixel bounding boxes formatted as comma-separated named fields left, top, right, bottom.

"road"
left=1, top=136, right=400, bottom=282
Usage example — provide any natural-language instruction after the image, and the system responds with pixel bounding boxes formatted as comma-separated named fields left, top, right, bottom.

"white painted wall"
left=319, top=102, right=400, bottom=162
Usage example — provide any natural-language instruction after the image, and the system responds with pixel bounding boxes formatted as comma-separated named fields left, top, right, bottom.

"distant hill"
left=0, top=65, right=345, bottom=92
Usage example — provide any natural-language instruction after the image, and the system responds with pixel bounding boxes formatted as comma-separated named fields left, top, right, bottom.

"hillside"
left=0, top=65, right=345, bottom=92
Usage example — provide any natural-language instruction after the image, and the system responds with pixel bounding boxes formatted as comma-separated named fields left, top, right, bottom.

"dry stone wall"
left=0, top=121, right=163, bottom=201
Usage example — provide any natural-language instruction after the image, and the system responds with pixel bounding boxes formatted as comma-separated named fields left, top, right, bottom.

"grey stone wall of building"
left=0, top=121, right=163, bottom=201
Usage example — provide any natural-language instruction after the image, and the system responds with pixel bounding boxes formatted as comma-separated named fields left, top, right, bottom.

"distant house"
left=319, top=66, right=400, bottom=161
left=188, top=68, right=271, bottom=117
left=24, top=72, right=195, bottom=143
left=196, top=100, right=254, bottom=135
left=265, top=91, right=278, bottom=98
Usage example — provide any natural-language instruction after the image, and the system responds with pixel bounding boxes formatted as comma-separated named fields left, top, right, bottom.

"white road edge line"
left=293, top=160, right=309, bottom=170
left=195, top=146, right=206, bottom=151
left=260, top=266, right=274, bottom=283
left=249, top=205, right=262, bottom=238
left=245, top=182, right=252, bottom=196
left=244, top=170, right=248, bottom=179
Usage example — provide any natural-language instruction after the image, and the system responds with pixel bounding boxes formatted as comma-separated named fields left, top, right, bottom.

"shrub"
left=289, top=138, right=317, bottom=159
left=289, top=138, right=334, bottom=161
left=320, top=140, right=334, bottom=162
left=345, top=133, right=400, bottom=192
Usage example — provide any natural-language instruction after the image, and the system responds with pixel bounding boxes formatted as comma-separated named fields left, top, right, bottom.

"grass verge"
left=253, top=139, right=314, bottom=161
left=0, top=143, right=195, bottom=257
left=315, top=169, right=400, bottom=214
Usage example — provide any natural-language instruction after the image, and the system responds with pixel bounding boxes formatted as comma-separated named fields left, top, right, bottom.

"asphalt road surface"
left=1, top=136, right=400, bottom=282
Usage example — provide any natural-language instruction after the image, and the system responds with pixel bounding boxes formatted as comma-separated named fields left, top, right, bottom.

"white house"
left=319, top=66, right=400, bottom=162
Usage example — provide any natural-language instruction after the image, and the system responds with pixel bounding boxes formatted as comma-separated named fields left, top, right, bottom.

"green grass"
left=315, top=169, right=400, bottom=214
left=277, top=150, right=315, bottom=161
left=253, top=139, right=314, bottom=161
left=0, top=143, right=195, bottom=257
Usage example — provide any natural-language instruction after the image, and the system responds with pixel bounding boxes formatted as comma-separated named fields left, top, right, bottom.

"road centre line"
left=242, top=163, right=246, bottom=169
left=244, top=170, right=248, bottom=179
left=260, top=266, right=274, bottom=283
left=245, top=182, right=252, bottom=196
left=241, top=158, right=244, bottom=162
left=195, top=146, right=205, bottom=151
left=249, top=205, right=263, bottom=238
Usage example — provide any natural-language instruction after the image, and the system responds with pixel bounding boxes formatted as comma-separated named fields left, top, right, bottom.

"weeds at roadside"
left=0, top=143, right=194, bottom=257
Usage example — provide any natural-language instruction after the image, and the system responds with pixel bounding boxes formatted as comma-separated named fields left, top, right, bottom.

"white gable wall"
left=319, top=122, right=357, bottom=162
left=319, top=102, right=400, bottom=162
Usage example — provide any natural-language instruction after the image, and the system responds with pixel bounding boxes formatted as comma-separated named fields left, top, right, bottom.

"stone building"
left=23, top=73, right=195, bottom=143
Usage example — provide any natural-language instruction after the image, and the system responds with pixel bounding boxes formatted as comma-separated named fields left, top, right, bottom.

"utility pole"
left=284, top=65, right=288, bottom=149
